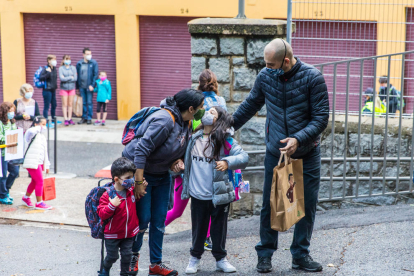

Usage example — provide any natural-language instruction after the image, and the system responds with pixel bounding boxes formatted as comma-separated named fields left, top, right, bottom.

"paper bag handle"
left=278, top=151, right=291, bottom=166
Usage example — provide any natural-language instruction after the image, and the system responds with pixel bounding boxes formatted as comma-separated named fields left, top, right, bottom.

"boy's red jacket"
left=97, top=186, right=139, bottom=239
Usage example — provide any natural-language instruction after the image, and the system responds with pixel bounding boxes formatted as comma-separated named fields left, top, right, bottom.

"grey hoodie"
left=59, top=65, right=77, bottom=90
left=123, top=99, right=191, bottom=175
left=181, top=130, right=249, bottom=206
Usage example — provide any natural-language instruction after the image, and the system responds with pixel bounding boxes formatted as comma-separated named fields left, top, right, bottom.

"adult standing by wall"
left=232, top=39, right=329, bottom=273
left=14, top=84, right=40, bottom=133
left=378, top=75, right=401, bottom=115
left=76, top=47, right=99, bottom=125
left=123, top=88, right=204, bottom=276
left=59, top=55, right=78, bottom=126
left=39, top=55, right=58, bottom=126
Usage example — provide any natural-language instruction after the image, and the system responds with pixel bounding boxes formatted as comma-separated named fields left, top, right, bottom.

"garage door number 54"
left=181, top=8, right=189, bottom=14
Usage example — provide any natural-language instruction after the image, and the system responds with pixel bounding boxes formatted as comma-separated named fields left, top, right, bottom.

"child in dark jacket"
left=97, top=157, right=140, bottom=276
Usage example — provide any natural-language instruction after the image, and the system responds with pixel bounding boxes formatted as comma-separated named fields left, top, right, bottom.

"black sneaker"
left=256, top=256, right=272, bottom=273
left=129, top=253, right=139, bottom=275
left=77, top=118, right=87, bottom=124
left=292, top=255, right=323, bottom=272
left=204, top=237, right=212, bottom=251
left=87, top=120, right=92, bottom=125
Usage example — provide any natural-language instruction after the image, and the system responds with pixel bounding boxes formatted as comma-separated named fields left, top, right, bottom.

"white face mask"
left=50, top=60, right=57, bottom=67
left=85, top=54, right=92, bottom=61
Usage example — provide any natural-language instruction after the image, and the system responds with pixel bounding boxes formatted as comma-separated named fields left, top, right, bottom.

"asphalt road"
left=1, top=204, right=414, bottom=276
left=47, top=141, right=124, bottom=177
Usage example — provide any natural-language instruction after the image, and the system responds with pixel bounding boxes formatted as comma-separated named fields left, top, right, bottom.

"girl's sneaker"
left=64, top=120, right=69, bottom=126
left=186, top=256, right=201, bottom=274
left=94, top=120, right=101, bottom=126
left=129, top=253, right=140, bottom=273
left=204, top=237, right=212, bottom=251
left=69, top=119, right=76, bottom=125
left=35, top=202, right=53, bottom=210
left=22, top=196, right=34, bottom=208
left=0, top=197, right=13, bottom=205
left=101, top=120, right=106, bottom=126
left=216, top=258, right=237, bottom=273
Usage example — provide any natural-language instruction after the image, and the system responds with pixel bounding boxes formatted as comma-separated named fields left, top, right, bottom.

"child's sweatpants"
left=190, top=196, right=230, bottom=261
left=166, top=177, right=213, bottom=238
left=26, top=165, right=44, bottom=197
left=103, top=237, right=134, bottom=275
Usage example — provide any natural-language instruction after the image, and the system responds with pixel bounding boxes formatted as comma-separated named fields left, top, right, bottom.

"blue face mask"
left=266, top=39, right=287, bottom=77
left=64, top=60, right=71, bottom=65
left=7, top=112, right=14, bottom=120
left=121, top=178, right=135, bottom=190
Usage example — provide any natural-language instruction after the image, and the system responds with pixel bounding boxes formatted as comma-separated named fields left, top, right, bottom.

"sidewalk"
left=1, top=204, right=413, bottom=275
left=0, top=175, right=192, bottom=234
left=48, top=117, right=126, bottom=144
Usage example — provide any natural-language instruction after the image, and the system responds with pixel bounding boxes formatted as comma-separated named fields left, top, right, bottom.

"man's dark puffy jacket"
left=233, top=58, right=329, bottom=158
left=76, top=59, right=99, bottom=89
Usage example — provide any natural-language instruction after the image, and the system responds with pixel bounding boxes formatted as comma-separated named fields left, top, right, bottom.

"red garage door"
left=24, top=14, right=117, bottom=119
left=139, top=16, right=195, bottom=108
left=404, top=8, right=414, bottom=113
left=292, top=20, right=377, bottom=113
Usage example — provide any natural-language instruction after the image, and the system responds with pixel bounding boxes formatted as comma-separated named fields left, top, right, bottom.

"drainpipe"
left=286, top=0, right=293, bottom=43
left=235, top=0, right=247, bottom=19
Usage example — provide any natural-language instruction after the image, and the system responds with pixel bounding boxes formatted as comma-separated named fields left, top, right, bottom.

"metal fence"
left=244, top=51, right=414, bottom=202
left=290, top=0, right=414, bottom=114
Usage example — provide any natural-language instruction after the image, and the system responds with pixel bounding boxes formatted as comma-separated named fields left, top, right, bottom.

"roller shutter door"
left=139, top=16, right=195, bottom=108
left=292, top=20, right=377, bottom=113
left=0, top=33, right=3, bottom=103
left=24, top=14, right=117, bottom=119
left=404, top=8, right=414, bottom=113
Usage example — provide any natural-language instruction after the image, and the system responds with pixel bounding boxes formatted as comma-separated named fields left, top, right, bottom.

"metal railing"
left=244, top=51, right=414, bottom=202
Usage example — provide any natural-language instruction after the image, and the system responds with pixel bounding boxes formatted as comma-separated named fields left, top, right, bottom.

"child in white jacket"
left=21, top=116, right=51, bottom=210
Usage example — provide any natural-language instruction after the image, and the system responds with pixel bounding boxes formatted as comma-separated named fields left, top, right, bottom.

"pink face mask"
left=100, top=76, right=107, bottom=81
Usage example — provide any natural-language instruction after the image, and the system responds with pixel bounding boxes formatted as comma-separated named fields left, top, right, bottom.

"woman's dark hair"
left=198, top=69, right=219, bottom=95
left=166, top=89, right=204, bottom=113
left=111, top=157, right=136, bottom=181
left=204, top=106, right=234, bottom=160
left=0, top=102, right=16, bottom=125
left=31, top=116, right=47, bottom=127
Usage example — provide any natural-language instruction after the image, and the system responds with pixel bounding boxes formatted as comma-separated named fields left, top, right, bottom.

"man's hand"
left=89, top=85, right=94, bottom=92
left=76, top=89, right=80, bottom=95
left=280, top=137, right=299, bottom=156
left=109, top=196, right=121, bottom=207
left=46, top=169, right=50, bottom=174
left=216, top=161, right=228, bottom=171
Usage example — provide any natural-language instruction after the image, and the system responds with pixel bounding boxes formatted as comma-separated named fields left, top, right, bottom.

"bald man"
left=233, top=39, right=329, bottom=273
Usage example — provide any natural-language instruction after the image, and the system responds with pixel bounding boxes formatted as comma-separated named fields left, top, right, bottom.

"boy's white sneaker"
left=216, top=257, right=237, bottom=273
left=186, top=256, right=201, bottom=274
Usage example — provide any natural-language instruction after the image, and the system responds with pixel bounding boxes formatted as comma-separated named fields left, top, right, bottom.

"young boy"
left=94, top=71, right=112, bottom=126
left=97, top=157, right=139, bottom=276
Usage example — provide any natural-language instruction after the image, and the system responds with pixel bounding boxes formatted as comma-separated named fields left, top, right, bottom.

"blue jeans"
left=80, top=88, right=93, bottom=120
left=42, top=89, right=57, bottom=119
left=132, top=173, right=171, bottom=264
left=255, top=146, right=321, bottom=259
left=0, top=155, right=20, bottom=199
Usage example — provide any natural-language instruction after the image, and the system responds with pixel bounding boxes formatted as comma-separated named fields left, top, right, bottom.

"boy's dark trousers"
left=103, top=237, right=134, bottom=275
left=190, top=196, right=229, bottom=261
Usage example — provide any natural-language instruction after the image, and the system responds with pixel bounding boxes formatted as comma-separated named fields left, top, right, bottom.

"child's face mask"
left=201, top=111, right=215, bottom=126
left=119, top=178, right=135, bottom=189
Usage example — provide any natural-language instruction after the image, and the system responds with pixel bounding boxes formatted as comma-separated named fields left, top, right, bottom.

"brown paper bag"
left=73, top=95, right=83, bottom=117
left=270, top=151, right=305, bottom=232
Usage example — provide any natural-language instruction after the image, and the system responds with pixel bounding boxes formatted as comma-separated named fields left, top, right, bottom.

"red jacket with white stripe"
left=97, top=187, right=139, bottom=239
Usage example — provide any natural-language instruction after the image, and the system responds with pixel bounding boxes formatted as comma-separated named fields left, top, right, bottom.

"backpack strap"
left=162, top=108, right=175, bottom=125
left=224, top=137, right=233, bottom=156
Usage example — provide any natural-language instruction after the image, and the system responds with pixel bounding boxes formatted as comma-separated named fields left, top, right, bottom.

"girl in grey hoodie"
left=59, top=55, right=77, bottom=126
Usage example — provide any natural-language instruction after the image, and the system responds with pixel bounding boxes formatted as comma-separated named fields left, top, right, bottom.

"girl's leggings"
left=166, top=176, right=212, bottom=238
left=26, top=165, right=44, bottom=197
